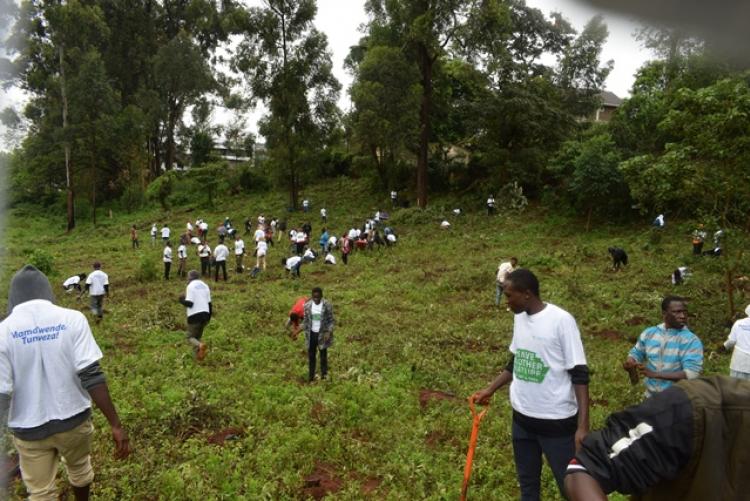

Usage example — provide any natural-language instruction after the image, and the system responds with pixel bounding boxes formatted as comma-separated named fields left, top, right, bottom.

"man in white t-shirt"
left=178, top=270, right=211, bottom=361
left=177, top=242, right=188, bottom=278
left=496, top=257, right=518, bottom=306
left=161, top=224, right=170, bottom=242
left=150, top=223, right=158, bottom=246
left=390, top=190, right=397, bottom=207
left=163, top=242, right=173, bottom=280
left=303, top=287, right=335, bottom=381
left=253, top=226, right=265, bottom=245
left=197, top=240, right=212, bottom=278
left=723, top=304, right=750, bottom=379
left=213, top=239, right=229, bottom=281
left=324, top=253, right=336, bottom=265
left=0, top=265, right=130, bottom=499
left=487, top=195, right=496, bottom=216
left=63, top=273, right=86, bottom=294
left=84, top=262, right=109, bottom=322
left=282, top=255, right=303, bottom=278
left=472, top=269, right=590, bottom=500
left=320, top=207, right=327, bottom=224
left=233, top=234, right=245, bottom=273
left=302, top=199, right=310, bottom=212
left=256, top=239, right=268, bottom=271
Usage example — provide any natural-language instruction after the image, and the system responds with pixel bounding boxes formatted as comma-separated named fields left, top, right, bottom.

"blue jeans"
left=512, top=420, right=575, bottom=501
left=495, top=283, right=504, bottom=306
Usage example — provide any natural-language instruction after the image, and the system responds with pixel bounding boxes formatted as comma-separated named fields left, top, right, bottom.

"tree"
left=153, top=31, right=214, bottom=172
left=363, top=0, right=481, bottom=208
left=348, top=45, right=421, bottom=189
left=234, top=0, right=340, bottom=210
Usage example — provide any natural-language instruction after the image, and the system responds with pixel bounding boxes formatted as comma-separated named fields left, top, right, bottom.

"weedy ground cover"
left=0, top=178, right=746, bottom=500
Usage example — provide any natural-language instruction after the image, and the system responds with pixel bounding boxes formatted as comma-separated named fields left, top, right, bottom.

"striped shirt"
left=629, top=323, right=703, bottom=397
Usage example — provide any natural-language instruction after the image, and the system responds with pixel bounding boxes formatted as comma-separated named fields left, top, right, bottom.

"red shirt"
left=289, top=297, right=308, bottom=326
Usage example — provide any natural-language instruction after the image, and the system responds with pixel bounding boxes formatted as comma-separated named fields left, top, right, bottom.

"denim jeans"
left=512, top=419, right=575, bottom=501
left=308, top=331, right=328, bottom=381
left=495, top=282, right=504, bottom=306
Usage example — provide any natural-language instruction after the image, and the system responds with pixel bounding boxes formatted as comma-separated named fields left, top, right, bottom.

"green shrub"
left=27, top=249, right=54, bottom=276
left=136, top=252, right=159, bottom=282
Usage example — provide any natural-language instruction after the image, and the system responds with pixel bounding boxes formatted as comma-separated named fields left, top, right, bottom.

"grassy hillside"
left=0, top=178, right=746, bottom=500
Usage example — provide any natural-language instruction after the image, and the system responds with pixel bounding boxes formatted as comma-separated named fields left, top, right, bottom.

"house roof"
left=600, top=90, right=623, bottom=107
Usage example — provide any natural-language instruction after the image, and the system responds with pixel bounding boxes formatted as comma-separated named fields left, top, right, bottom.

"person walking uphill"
left=178, top=271, right=211, bottom=361
left=0, top=265, right=131, bottom=501
left=84, top=262, right=109, bottom=323
left=303, top=288, right=335, bottom=382
left=213, top=239, right=229, bottom=282
left=472, top=269, right=590, bottom=501
left=163, top=242, right=172, bottom=280
left=623, top=296, right=703, bottom=398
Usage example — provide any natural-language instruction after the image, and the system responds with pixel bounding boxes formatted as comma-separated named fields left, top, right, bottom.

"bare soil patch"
left=301, top=462, right=344, bottom=500
left=419, top=389, right=458, bottom=409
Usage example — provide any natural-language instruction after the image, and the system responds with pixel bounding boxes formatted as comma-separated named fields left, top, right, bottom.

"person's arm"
left=639, top=368, right=688, bottom=381
left=724, top=324, right=738, bottom=350
left=178, top=295, right=193, bottom=308
left=471, top=356, right=514, bottom=405
left=623, top=333, right=646, bottom=370
left=573, top=382, right=589, bottom=451
left=104, top=284, right=110, bottom=297
left=208, top=302, right=213, bottom=319
left=86, top=383, right=130, bottom=459
left=564, top=472, right=608, bottom=501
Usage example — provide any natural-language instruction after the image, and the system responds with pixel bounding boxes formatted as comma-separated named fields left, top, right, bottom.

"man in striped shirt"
left=623, top=296, right=703, bottom=398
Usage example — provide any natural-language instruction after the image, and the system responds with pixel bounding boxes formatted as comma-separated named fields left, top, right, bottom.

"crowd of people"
left=2, top=191, right=749, bottom=500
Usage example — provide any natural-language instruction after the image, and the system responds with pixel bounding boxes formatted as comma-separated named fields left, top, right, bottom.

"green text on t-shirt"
left=514, top=349, right=549, bottom=383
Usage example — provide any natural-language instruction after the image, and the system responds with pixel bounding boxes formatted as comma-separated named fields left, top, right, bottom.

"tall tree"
left=364, top=0, right=479, bottom=208
left=234, top=0, right=340, bottom=209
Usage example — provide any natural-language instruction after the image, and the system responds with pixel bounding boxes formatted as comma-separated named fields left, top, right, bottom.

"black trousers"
left=164, top=262, right=171, bottom=280
left=342, top=252, right=349, bottom=265
left=308, top=331, right=328, bottom=381
left=214, top=260, right=227, bottom=281
left=201, top=257, right=210, bottom=276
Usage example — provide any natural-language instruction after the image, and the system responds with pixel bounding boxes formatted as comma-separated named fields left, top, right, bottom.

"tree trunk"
left=165, top=100, right=178, bottom=172
left=59, top=43, right=75, bottom=232
left=370, top=144, right=388, bottom=189
left=416, top=44, right=433, bottom=209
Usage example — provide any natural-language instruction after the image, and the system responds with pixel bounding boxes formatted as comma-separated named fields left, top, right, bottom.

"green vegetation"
left=1, top=179, right=746, bottom=500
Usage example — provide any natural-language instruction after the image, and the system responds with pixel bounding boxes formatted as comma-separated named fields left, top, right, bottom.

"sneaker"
left=197, top=343, right=208, bottom=361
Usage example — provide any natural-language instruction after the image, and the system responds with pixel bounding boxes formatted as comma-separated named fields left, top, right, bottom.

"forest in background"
left=0, top=0, right=749, bottom=231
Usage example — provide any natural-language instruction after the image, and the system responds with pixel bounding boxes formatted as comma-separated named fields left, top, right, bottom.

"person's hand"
left=622, top=358, right=637, bottom=371
left=637, top=365, right=657, bottom=379
left=111, top=425, right=131, bottom=460
left=179, top=294, right=185, bottom=302
left=575, top=427, right=588, bottom=453
left=471, top=388, right=493, bottom=406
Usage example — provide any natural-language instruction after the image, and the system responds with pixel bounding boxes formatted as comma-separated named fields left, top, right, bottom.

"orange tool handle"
left=460, top=397, right=488, bottom=501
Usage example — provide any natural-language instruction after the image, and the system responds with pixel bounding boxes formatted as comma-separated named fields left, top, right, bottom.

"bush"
left=121, top=183, right=145, bottom=213
left=28, top=249, right=54, bottom=276
left=135, top=253, right=159, bottom=282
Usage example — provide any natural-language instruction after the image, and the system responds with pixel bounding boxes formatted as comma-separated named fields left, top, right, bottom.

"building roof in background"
left=600, top=90, right=623, bottom=107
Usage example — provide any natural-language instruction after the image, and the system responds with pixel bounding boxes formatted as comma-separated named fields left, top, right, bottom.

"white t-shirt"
left=254, top=229, right=265, bottom=242
left=258, top=216, right=266, bottom=225
left=487, top=197, right=495, bottom=206
left=290, top=229, right=298, bottom=241
left=85, top=270, right=109, bottom=296
left=328, top=236, right=337, bottom=247
left=63, top=276, right=81, bottom=288
left=161, top=227, right=170, bottom=239
left=0, top=300, right=102, bottom=428
left=199, top=222, right=208, bottom=232
left=311, top=302, right=323, bottom=332
left=325, top=253, right=336, bottom=264
left=178, top=245, right=187, bottom=259
left=296, top=232, right=307, bottom=243
left=191, top=237, right=201, bottom=245
left=440, top=220, right=451, bottom=228
left=285, top=256, right=302, bottom=270
left=257, top=241, right=268, bottom=257
left=213, top=244, right=229, bottom=262
left=163, top=247, right=173, bottom=263
left=386, top=234, right=397, bottom=243
left=726, top=315, right=750, bottom=374
left=198, top=244, right=211, bottom=258
left=185, top=280, right=211, bottom=317
left=321, top=208, right=327, bottom=217
left=303, top=249, right=315, bottom=260
left=234, top=239, right=245, bottom=255
left=391, top=191, right=397, bottom=199
left=348, top=229, right=357, bottom=239
left=509, top=303, right=587, bottom=420
left=496, top=262, right=515, bottom=284
left=187, top=222, right=193, bottom=231
left=303, top=200, right=309, bottom=208
left=150, top=225, right=157, bottom=236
